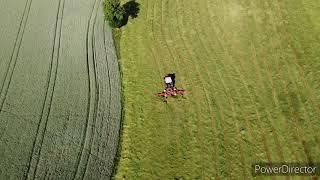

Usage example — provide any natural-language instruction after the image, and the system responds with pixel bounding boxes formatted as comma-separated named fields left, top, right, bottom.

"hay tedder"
left=155, top=73, right=185, bottom=101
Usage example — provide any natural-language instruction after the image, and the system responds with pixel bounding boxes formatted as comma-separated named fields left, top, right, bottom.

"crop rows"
left=0, top=0, right=121, bottom=179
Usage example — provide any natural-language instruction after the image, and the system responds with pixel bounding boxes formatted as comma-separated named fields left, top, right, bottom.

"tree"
left=103, top=0, right=125, bottom=28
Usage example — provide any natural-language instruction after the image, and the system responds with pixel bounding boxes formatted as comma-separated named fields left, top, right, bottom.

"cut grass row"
left=115, top=0, right=320, bottom=179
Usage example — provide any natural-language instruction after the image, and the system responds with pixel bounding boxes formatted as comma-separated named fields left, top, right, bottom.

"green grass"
left=115, top=0, right=320, bottom=179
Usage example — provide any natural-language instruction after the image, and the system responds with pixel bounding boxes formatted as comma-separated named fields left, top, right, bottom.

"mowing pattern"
left=0, top=0, right=121, bottom=179
left=116, top=0, right=320, bottom=179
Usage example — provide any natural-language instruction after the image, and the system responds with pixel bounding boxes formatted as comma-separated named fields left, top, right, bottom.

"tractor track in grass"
left=173, top=1, right=224, bottom=177
left=205, top=0, right=261, bottom=174
left=147, top=0, right=164, bottom=79
left=250, top=0, right=286, bottom=161
left=159, top=0, right=198, bottom=176
left=133, top=3, right=159, bottom=170
left=271, top=0, right=320, bottom=150
left=147, top=0, right=193, bottom=175
left=160, top=0, right=207, bottom=177
left=266, top=0, right=314, bottom=161
left=145, top=5, right=167, bottom=162
left=180, top=0, right=250, bottom=176
left=192, top=0, right=244, bottom=176
left=173, top=3, right=209, bottom=177
left=181, top=1, right=229, bottom=177
left=207, top=0, right=274, bottom=165
left=204, top=0, right=265, bottom=168
left=198, top=0, right=251, bottom=176
left=24, top=0, right=65, bottom=179
left=247, top=0, right=296, bottom=161
left=244, top=0, right=283, bottom=165
left=163, top=0, right=200, bottom=176
left=147, top=0, right=170, bottom=171
left=259, top=0, right=302, bottom=161
left=272, top=0, right=320, bottom=116
left=72, top=0, right=100, bottom=179
left=0, top=0, right=33, bottom=112
left=242, top=0, right=304, bottom=165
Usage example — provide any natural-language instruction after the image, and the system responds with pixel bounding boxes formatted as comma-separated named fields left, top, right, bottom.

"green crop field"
left=0, top=0, right=121, bottom=179
left=115, top=0, right=320, bottom=179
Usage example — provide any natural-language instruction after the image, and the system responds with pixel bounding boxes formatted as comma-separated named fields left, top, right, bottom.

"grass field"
left=0, top=0, right=121, bottom=179
left=115, top=0, right=320, bottom=179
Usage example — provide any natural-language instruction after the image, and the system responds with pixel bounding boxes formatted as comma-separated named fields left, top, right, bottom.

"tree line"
left=103, top=0, right=125, bottom=28
left=103, top=0, right=140, bottom=28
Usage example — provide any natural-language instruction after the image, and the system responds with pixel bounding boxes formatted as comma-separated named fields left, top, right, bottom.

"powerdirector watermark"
left=252, top=163, right=320, bottom=176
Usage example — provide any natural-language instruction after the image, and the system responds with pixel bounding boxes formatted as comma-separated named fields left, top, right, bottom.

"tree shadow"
left=121, top=0, right=140, bottom=26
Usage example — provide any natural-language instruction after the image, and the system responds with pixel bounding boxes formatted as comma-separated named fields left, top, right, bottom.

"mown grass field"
left=115, top=0, right=320, bottom=179
left=0, top=0, right=121, bottom=179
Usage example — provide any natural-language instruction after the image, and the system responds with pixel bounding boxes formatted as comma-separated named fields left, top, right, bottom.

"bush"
left=103, top=0, right=125, bottom=28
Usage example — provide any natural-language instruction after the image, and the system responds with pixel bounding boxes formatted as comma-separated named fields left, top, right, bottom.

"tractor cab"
left=164, top=73, right=176, bottom=89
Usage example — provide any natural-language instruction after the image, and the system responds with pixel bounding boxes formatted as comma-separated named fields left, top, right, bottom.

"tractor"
left=155, top=73, right=185, bottom=101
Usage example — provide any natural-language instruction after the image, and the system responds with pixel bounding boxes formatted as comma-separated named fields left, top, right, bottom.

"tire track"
left=179, top=0, right=244, bottom=177
left=171, top=0, right=227, bottom=177
left=173, top=0, right=226, bottom=177
left=147, top=0, right=172, bottom=171
left=72, top=0, right=100, bottom=179
left=204, top=0, right=269, bottom=170
left=265, top=0, right=315, bottom=162
left=199, top=0, right=253, bottom=176
left=96, top=20, right=112, bottom=178
left=204, top=1, right=259, bottom=176
left=244, top=0, right=285, bottom=165
left=272, top=0, right=320, bottom=117
left=128, top=0, right=167, bottom=173
left=249, top=0, right=301, bottom=165
left=159, top=0, right=203, bottom=177
left=272, top=0, right=320, bottom=151
left=82, top=0, right=101, bottom=177
left=220, top=0, right=272, bottom=162
left=99, top=17, right=119, bottom=179
left=162, top=0, right=204, bottom=177
left=149, top=0, right=165, bottom=77
left=228, top=0, right=298, bottom=166
left=260, top=0, right=304, bottom=162
left=194, top=0, right=247, bottom=176
left=0, top=0, right=33, bottom=112
left=24, top=0, right=65, bottom=179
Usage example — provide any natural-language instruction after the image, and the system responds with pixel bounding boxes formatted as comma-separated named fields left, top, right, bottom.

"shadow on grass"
left=121, top=0, right=140, bottom=26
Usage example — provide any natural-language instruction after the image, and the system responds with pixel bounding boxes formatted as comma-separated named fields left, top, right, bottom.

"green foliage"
left=103, top=0, right=125, bottom=28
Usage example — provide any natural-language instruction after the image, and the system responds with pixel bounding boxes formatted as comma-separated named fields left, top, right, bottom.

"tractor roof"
left=165, top=77, right=172, bottom=83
